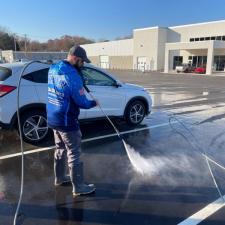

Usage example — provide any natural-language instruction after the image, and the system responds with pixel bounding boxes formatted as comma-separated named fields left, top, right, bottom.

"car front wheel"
left=20, top=110, right=49, bottom=144
left=125, top=100, right=146, bottom=125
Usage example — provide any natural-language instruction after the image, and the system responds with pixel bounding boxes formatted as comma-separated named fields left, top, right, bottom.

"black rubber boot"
left=54, top=159, right=71, bottom=186
left=69, top=162, right=95, bottom=197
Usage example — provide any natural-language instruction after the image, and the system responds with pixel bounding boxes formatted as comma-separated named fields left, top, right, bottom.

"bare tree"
left=0, top=28, right=95, bottom=51
left=115, top=34, right=133, bottom=40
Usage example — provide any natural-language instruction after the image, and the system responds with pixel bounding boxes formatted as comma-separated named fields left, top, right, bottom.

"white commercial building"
left=82, top=20, right=225, bottom=75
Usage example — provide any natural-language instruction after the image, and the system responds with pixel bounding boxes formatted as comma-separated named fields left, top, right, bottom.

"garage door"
left=100, top=55, right=109, bottom=69
left=137, top=57, right=147, bottom=71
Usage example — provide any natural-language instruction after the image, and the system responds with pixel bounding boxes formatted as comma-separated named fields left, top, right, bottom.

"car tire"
left=125, top=100, right=146, bottom=126
left=19, top=109, right=49, bottom=144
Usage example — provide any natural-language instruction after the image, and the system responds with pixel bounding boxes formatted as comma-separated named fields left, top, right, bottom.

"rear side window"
left=23, top=68, right=49, bottom=83
left=0, top=67, right=12, bottom=81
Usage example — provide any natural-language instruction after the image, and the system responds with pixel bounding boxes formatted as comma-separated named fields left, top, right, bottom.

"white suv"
left=0, top=62, right=152, bottom=144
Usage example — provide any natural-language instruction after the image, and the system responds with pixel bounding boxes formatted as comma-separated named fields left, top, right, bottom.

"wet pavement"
left=1, top=72, right=225, bottom=225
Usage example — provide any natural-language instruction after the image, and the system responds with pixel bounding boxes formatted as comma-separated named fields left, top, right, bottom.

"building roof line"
left=133, top=19, right=225, bottom=32
left=133, top=26, right=160, bottom=31
left=169, top=19, right=225, bottom=29
left=81, top=38, right=133, bottom=46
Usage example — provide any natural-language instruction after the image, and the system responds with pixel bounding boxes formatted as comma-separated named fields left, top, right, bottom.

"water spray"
left=83, top=85, right=148, bottom=175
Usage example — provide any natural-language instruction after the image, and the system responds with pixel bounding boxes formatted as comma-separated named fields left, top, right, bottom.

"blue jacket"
left=47, top=60, right=96, bottom=131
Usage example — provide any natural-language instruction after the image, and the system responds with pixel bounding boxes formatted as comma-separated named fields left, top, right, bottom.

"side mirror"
left=113, top=81, right=122, bottom=88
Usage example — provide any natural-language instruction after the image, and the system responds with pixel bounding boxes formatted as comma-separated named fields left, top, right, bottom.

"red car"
left=194, top=67, right=206, bottom=74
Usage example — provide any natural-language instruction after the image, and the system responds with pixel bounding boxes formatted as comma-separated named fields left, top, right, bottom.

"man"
left=47, top=45, right=98, bottom=197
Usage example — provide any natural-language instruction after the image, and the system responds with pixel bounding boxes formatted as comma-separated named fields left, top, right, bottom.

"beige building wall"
left=181, top=50, right=192, bottom=63
left=81, top=39, right=133, bottom=56
left=170, top=20, right=225, bottom=42
left=89, top=55, right=133, bottom=70
left=109, top=56, right=133, bottom=69
left=156, top=28, right=168, bottom=70
left=214, top=49, right=225, bottom=55
left=166, top=29, right=181, bottom=43
left=89, top=56, right=100, bottom=66
left=82, top=39, right=133, bottom=70
left=133, top=27, right=159, bottom=70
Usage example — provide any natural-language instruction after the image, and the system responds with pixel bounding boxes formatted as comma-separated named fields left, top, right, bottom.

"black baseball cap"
left=69, top=45, right=91, bottom=63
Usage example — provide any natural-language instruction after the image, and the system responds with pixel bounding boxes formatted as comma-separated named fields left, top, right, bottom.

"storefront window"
left=173, top=56, right=183, bottom=69
left=214, top=56, right=225, bottom=71
left=190, top=56, right=207, bottom=68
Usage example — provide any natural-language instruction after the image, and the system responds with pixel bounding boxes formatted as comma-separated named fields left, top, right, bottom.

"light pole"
left=24, top=34, right=27, bottom=57
left=13, top=33, right=17, bottom=51
left=24, top=34, right=27, bottom=52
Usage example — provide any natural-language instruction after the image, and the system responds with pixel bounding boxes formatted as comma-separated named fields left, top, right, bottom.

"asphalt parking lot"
left=1, top=71, right=225, bottom=225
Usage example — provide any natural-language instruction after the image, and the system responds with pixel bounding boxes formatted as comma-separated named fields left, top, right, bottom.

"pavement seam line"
left=0, top=121, right=178, bottom=160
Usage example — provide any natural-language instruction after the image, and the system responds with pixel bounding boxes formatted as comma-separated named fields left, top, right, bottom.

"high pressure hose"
left=14, top=60, right=49, bottom=225
left=168, top=113, right=225, bottom=202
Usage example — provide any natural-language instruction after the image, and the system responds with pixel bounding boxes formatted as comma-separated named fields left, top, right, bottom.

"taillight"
left=0, top=85, right=17, bottom=97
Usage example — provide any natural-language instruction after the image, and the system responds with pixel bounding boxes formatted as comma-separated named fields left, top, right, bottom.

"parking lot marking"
left=178, top=196, right=225, bottom=225
left=0, top=121, right=178, bottom=160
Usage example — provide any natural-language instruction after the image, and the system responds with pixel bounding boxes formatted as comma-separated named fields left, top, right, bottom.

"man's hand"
left=94, top=99, right=99, bottom=107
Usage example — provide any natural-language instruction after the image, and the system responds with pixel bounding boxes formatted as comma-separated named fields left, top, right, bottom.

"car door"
left=24, top=67, right=88, bottom=119
left=80, top=67, right=126, bottom=119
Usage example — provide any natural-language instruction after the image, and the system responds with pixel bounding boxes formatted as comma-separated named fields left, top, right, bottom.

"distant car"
left=0, top=62, right=152, bottom=144
left=176, top=64, right=194, bottom=73
left=14, top=58, right=30, bottom=63
left=194, top=67, right=206, bottom=74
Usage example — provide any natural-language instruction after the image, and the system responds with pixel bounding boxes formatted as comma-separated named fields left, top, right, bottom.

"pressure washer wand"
left=83, top=85, right=122, bottom=140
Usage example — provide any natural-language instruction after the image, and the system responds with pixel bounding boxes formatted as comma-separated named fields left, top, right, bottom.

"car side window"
left=81, top=67, right=115, bottom=86
left=23, top=68, right=49, bottom=83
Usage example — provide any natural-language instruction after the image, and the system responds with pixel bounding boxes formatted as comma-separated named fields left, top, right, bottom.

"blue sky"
left=1, top=0, right=225, bottom=42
